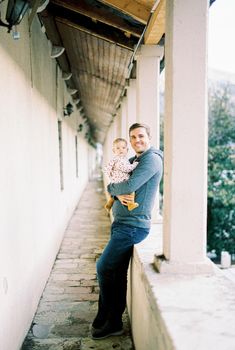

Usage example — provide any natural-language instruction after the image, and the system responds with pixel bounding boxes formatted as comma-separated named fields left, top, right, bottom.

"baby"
left=103, top=137, right=139, bottom=212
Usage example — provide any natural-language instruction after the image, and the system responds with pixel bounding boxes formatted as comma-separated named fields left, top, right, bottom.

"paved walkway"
left=22, top=177, right=134, bottom=350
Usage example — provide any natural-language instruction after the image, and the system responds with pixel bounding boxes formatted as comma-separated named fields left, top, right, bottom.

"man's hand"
left=117, top=194, right=134, bottom=206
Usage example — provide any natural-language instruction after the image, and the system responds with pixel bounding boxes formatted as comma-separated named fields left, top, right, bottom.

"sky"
left=208, top=0, right=235, bottom=74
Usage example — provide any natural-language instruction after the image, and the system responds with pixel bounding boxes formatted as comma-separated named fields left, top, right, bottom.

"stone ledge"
left=131, top=224, right=235, bottom=350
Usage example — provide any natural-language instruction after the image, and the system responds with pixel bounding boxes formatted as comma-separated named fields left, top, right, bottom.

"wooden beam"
left=51, top=0, right=143, bottom=37
left=48, top=2, right=138, bottom=49
left=39, top=10, right=71, bottom=72
left=28, top=0, right=42, bottom=26
left=56, top=16, right=135, bottom=50
left=144, top=0, right=165, bottom=45
left=97, top=0, right=151, bottom=24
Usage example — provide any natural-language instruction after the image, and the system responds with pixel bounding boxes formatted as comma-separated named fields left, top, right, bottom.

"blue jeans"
left=93, top=221, right=149, bottom=328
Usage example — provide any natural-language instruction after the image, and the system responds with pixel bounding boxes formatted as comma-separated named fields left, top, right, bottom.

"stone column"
left=126, top=79, right=137, bottom=157
left=135, top=45, right=163, bottom=148
left=120, top=97, right=128, bottom=139
left=154, top=0, right=214, bottom=274
left=135, top=45, right=164, bottom=222
left=115, top=111, right=122, bottom=138
left=103, top=119, right=115, bottom=165
left=126, top=79, right=137, bottom=128
left=110, top=117, right=118, bottom=143
left=102, top=120, right=117, bottom=199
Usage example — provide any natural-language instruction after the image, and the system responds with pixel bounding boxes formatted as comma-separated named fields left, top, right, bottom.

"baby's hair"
left=113, top=138, right=127, bottom=146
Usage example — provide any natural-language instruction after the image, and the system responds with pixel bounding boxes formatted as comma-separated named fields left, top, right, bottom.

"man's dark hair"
left=129, top=123, right=151, bottom=137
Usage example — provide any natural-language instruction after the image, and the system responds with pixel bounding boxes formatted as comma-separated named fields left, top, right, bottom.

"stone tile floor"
left=21, top=177, right=134, bottom=350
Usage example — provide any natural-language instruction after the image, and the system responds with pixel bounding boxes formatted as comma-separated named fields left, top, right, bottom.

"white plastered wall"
left=0, top=9, right=94, bottom=350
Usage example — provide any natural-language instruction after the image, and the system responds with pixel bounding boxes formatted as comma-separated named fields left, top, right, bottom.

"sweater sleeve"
left=107, top=153, right=162, bottom=196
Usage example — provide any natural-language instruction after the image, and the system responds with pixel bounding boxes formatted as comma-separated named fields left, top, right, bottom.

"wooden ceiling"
left=39, top=0, right=166, bottom=144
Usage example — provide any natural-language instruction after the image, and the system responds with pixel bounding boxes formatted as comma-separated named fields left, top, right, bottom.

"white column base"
left=154, top=255, right=216, bottom=275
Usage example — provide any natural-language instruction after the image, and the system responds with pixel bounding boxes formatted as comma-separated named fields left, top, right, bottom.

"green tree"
left=207, top=84, right=235, bottom=256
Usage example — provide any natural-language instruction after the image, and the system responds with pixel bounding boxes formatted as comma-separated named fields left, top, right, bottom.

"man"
left=91, top=123, right=163, bottom=339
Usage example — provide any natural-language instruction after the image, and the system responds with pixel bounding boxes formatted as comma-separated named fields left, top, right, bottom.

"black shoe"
left=92, top=314, right=107, bottom=329
left=91, top=321, right=124, bottom=340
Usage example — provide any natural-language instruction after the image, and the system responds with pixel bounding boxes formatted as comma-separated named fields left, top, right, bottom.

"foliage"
left=207, top=84, right=235, bottom=256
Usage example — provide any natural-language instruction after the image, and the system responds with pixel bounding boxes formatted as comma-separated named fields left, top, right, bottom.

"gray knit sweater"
left=107, top=146, right=163, bottom=228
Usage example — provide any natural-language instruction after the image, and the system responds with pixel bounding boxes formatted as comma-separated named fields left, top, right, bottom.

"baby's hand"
left=117, top=194, right=135, bottom=206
